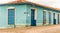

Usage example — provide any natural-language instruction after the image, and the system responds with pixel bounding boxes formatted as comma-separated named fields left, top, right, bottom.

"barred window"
left=43, top=10, right=46, bottom=25
left=49, top=12, right=51, bottom=24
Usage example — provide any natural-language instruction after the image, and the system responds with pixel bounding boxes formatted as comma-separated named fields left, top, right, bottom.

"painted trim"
left=7, top=6, right=16, bottom=28
left=58, top=13, right=60, bottom=24
left=43, top=10, right=46, bottom=25
left=30, top=8, right=37, bottom=20
left=7, top=6, right=15, bottom=9
left=48, top=11, right=52, bottom=24
left=43, top=10, right=47, bottom=12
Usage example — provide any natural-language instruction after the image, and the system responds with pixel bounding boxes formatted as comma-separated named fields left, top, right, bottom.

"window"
left=49, top=12, right=51, bottom=24
left=58, top=14, right=59, bottom=24
left=43, top=10, right=46, bottom=25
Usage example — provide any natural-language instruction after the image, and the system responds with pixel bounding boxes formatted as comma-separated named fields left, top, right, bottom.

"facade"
left=0, top=0, right=60, bottom=28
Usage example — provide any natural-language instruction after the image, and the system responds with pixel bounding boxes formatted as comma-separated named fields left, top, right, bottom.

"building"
left=0, top=0, right=60, bottom=28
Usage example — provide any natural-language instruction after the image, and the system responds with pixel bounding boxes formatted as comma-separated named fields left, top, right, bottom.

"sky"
left=0, top=0, right=60, bottom=8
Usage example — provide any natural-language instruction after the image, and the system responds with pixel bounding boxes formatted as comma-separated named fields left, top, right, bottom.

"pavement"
left=0, top=25, right=60, bottom=33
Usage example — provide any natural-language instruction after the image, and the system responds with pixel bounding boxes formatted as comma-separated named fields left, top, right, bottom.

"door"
left=31, top=9, right=36, bottom=26
left=49, top=12, right=51, bottom=24
left=43, top=11, right=46, bottom=25
left=8, top=9, right=15, bottom=25
left=53, top=13, right=56, bottom=25
left=58, top=14, right=59, bottom=24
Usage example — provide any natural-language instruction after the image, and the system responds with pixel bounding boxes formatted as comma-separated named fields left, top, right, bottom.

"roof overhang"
left=0, top=0, right=60, bottom=11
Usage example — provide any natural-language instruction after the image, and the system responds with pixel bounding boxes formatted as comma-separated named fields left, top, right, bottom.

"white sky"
left=0, top=0, right=60, bottom=8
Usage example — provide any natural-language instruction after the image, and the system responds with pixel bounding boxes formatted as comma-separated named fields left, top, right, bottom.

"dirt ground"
left=0, top=25, right=60, bottom=33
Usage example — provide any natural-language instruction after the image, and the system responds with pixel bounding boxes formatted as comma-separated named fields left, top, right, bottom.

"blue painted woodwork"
left=53, top=19, right=56, bottom=25
left=49, top=12, right=51, bottom=24
left=8, top=9, right=15, bottom=25
left=0, top=3, right=59, bottom=28
left=53, top=13, right=56, bottom=25
left=43, top=11, right=46, bottom=24
left=31, top=9, right=36, bottom=26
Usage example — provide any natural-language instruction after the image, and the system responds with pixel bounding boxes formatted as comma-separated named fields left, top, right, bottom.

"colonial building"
left=0, top=0, right=60, bottom=28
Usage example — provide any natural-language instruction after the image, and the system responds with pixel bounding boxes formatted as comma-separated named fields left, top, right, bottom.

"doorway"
left=8, top=9, right=15, bottom=27
left=31, top=9, right=36, bottom=26
left=58, top=14, right=59, bottom=24
left=53, top=13, right=56, bottom=25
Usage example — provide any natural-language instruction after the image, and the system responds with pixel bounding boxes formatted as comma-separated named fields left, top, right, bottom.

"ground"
left=0, top=25, right=60, bottom=33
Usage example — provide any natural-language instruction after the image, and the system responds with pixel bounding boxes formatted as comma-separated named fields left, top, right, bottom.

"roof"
left=5, top=0, right=27, bottom=4
left=0, top=0, right=60, bottom=11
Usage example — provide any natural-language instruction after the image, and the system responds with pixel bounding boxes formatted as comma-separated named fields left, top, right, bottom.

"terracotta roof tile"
left=4, top=0, right=27, bottom=4
left=25, top=1, right=60, bottom=11
left=1, top=0, right=60, bottom=11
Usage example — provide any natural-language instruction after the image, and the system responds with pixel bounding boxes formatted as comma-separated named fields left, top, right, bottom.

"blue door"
left=31, top=9, right=36, bottom=26
left=53, top=13, right=56, bottom=25
left=53, top=19, right=56, bottom=25
left=8, top=9, right=15, bottom=25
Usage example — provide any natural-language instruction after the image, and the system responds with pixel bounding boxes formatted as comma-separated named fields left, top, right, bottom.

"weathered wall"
left=0, top=4, right=27, bottom=28
left=26, top=4, right=59, bottom=26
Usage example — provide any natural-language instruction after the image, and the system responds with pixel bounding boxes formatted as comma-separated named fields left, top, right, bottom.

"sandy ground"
left=0, top=25, right=60, bottom=33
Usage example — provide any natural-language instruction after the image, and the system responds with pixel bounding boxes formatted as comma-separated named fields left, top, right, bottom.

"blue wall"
left=0, top=4, right=59, bottom=28
left=26, top=4, right=59, bottom=26
left=0, top=4, right=27, bottom=28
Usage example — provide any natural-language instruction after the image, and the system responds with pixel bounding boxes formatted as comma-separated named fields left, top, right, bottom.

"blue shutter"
left=8, top=9, right=15, bottom=25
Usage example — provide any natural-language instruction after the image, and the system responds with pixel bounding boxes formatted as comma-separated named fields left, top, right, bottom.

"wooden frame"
left=53, top=13, right=56, bottom=25
left=49, top=11, right=51, bottom=24
left=7, top=7, right=16, bottom=28
left=58, top=14, right=60, bottom=24
left=30, top=8, right=37, bottom=20
left=43, top=10, right=46, bottom=25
